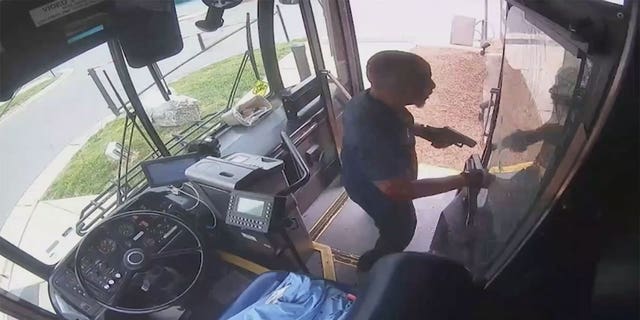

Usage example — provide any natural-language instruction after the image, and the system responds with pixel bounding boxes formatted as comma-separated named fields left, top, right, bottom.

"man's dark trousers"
left=346, top=185, right=417, bottom=272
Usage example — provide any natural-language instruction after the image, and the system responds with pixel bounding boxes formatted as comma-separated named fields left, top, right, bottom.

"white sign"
left=29, top=0, right=104, bottom=27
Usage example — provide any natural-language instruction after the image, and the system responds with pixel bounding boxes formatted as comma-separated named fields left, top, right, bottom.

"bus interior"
left=0, top=0, right=637, bottom=319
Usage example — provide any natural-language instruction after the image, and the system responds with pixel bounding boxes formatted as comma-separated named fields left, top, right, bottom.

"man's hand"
left=502, top=129, right=533, bottom=152
left=462, top=169, right=495, bottom=189
left=376, top=170, right=493, bottom=202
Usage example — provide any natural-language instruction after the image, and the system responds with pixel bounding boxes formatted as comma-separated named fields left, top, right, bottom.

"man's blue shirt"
left=340, top=90, right=416, bottom=217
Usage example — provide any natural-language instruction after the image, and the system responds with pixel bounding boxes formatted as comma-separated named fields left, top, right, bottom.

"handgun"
left=442, top=126, right=477, bottom=148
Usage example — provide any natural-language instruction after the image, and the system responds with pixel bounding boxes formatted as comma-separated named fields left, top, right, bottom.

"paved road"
left=0, top=0, right=500, bottom=228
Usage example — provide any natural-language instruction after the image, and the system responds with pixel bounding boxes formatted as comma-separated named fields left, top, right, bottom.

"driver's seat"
left=220, top=252, right=475, bottom=320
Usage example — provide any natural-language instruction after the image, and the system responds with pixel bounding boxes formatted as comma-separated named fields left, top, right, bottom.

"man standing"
left=341, top=51, right=491, bottom=272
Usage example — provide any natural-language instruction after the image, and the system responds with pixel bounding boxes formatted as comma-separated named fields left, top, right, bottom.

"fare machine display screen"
left=237, top=198, right=266, bottom=217
left=226, top=191, right=278, bottom=232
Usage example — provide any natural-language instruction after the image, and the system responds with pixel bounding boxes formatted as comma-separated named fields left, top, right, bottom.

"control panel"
left=52, top=267, right=103, bottom=317
left=78, top=254, right=125, bottom=294
left=226, top=190, right=282, bottom=232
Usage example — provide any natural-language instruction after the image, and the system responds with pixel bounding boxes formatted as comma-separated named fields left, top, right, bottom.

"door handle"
left=481, top=87, right=500, bottom=139
left=278, top=132, right=310, bottom=196
left=464, top=154, right=483, bottom=227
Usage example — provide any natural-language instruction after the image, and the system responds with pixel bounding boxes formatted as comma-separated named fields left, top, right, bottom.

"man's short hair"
left=366, top=50, right=432, bottom=93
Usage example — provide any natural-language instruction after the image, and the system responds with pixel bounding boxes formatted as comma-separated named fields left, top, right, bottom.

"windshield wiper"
left=73, top=69, right=161, bottom=235
left=103, top=70, right=162, bottom=203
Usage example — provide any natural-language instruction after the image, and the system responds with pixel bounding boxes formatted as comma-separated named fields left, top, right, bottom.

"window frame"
left=258, top=0, right=286, bottom=96
left=0, top=241, right=53, bottom=318
left=0, top=287, right=57, bottom=320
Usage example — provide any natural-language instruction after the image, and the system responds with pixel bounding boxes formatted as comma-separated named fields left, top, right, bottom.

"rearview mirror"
left=113, top=0, right=184, bottom=68
left=0, top=0, right=185, bottom=100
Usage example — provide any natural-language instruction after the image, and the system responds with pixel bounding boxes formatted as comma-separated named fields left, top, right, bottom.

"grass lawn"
left=0, top=77, right=56, bottom=119
left=43, top=118, right=154, bottom=200
left=44, top=43, right=293, bottom=200
left=170, top=44, right=291, bottom=116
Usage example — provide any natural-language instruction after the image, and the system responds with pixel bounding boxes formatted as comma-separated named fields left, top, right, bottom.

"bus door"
left=292, top=0, right=364, bottom=154
left=430, top=0, right=637, bottom=285
left=265, top=0, right=364, bottom=215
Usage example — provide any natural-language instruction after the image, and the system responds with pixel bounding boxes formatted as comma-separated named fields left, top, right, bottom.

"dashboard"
left=49, top=149, right=298, bottom=319
left=49, top=189, right=212, bottom=319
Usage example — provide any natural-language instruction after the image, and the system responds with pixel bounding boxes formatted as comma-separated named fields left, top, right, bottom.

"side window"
left=311, top=0, right=353, bottom=106
left=479, top=6, right=587, bottom=272
left=310, top=0, right=339, bottom=78
left=273, top=3, right=314, bottom=88
left=273, top=1, right=342, bottom=88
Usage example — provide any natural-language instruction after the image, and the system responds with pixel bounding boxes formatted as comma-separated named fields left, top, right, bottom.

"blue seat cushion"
left=220, top=253, right=473, bottom=320
left=219, top=271, right=353, bottom=320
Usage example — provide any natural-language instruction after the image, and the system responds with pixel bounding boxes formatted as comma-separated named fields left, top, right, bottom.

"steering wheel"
left=74, top=211, right=204, bottom=314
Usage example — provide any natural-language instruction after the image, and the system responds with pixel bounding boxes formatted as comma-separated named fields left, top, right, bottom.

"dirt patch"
left=409, top=47, right=487, bottom=170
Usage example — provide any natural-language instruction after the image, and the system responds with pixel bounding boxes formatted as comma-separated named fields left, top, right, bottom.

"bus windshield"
left=0, top=0, right=282, bottom=268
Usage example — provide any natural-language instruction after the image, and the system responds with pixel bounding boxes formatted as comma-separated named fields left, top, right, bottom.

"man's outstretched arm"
left=375, top=175, right=466, bottom=202
left=502, top=123, right=565, bottom=152
left=375, top=171, right=491, bottom=202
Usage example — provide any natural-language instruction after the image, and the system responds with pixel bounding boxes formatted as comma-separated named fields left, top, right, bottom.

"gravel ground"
left=409, top=47, right=487, bottom=170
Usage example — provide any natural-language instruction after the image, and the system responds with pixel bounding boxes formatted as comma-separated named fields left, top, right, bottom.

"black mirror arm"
left=464, top=154, right=483, bottom=227
left=277, top=131, right=310, bottom=196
